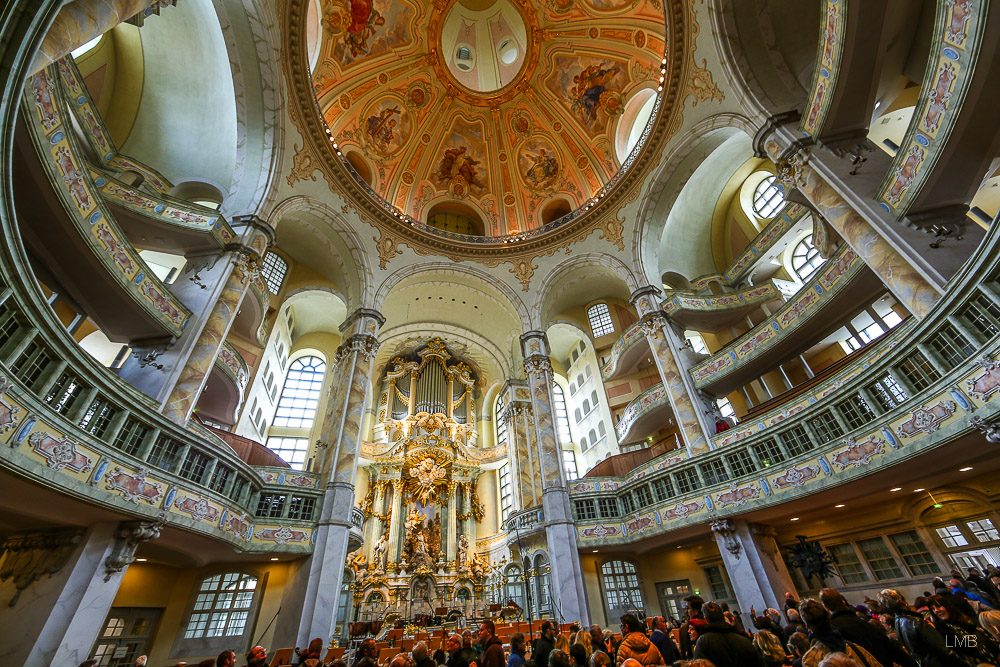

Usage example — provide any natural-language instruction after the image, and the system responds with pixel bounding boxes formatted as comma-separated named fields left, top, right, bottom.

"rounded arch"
left=267, top=196, right=374, bottom=310
left=532, top=253, right=638, bottom=328
left=281, top=287, right=350, bottom=341
left=539, top=198, right=573, bottom=226
left=900, top=485, right=997, bottom=525
left=426, top=201, right=486, bottom=236
left=344, top=150, right=373, bottom=186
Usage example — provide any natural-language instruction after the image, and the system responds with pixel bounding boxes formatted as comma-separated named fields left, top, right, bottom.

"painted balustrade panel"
left=614, top=382, right=668, bottom=442
left=800, top=0, right=845, bottom=137
left=601, top=319, right=647, bottom=379
left=216, top=340, right=250, bottom=390
left=662, top=281, right=781, bottom=316
left=690, top=244, right=863, bottom=388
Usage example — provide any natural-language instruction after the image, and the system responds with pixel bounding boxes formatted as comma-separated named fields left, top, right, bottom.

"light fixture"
left=790, top=517, right=800, bottom=521
left=270, top=557, right=279, bottom=561
left=592, top=550, right=598, bottom=553
left=890, top=487, right=902, bottom=492
left=136, top=558, right=147, bottom=562
left=835, top=504, right=845, bottom=508
left=914, top=488, right=925, bottom=492
left=960, top=466, right=973, bottom=472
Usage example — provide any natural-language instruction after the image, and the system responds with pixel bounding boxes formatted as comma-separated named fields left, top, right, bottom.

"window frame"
left=587, top=303, right=615, bottom=338
left=172, top=569, right=267, bottom=657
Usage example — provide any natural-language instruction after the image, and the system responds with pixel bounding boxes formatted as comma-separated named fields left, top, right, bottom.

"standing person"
left=570, top=644, right=589, bottom=667
left=615, top=613, right=664, bottom=667
left=244, top=646, right=268, bottom=667
left=413, top=642, right=437, bottom=667
left=649, top=617, right=680, bottom=664
left=783, top=609, right=807, bottom=639
left=217, top=651, right=237, bottom=667
left=795, top=599, right=882, bottom=667
left=575, top=629, right=593, bottom=658
left=786, top=632, right=809, bottom=667
left=753, top=631, right=788, bottom=667
left=533, top=621, right=557, bottom=667
left=678, top=595, right=705, bottom=659
left=692, top=602, right=764, bottom=667
left=590, top=626, right=609, bottom=655
left=509, top=633, right=528, bottom=667
left=929, top=594, right=1000, bottom=665
left=479, top=620, right=506, bottom=667
left=819, top=588, right=916, bottom=667
left=447, top=633, right=470, bottom=667
left=877, top=589, right=968, bottom=667
left=461, top=630, right=480, bottom=666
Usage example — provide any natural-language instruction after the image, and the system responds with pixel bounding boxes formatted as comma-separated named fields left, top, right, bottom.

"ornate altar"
left=353, top=339, right=490, bottom=623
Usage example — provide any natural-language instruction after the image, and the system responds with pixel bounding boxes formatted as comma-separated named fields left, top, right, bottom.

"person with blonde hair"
left=556, top=633, right=572, bottom=654
left=575, top=629, right=593, bottom=657
left=752, top=630, right=787, bottom=667
left=816, top=654, right=864, bottom=667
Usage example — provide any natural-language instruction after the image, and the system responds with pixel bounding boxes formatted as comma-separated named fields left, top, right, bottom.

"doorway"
left=656, top=579, right=693, bottom=623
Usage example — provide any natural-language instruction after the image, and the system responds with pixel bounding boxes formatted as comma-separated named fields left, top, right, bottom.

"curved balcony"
left=195, top=342, right=249, bottom=428
left=230, top=272, right=270, bottom=343
left=689, top=244, right=878, bottom=395
left=601, top=319, right=649, bottom=380
left=503, top=505, right=544, bottom=545
left=662, top=281, right=784, bottom=332
left=615, top=382, right=671, bottom=444
left=569, top=225, right=1000, bottom=547
left=18, top=67, right=192, bottom=343
left=348, top=506, right=366, bottom=553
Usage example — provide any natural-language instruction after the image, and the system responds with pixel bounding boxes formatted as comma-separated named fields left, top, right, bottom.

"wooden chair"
left=323, top=647, right=347, bottom=663
left=378, top=647, right=398, bottom=664
left=269, top=648, right=294, bottom=667
left=416, top=632, right=430, bottom=642
left=387, top=629, right=404, bottom=644
left=401, top=639, right=415, bottom=652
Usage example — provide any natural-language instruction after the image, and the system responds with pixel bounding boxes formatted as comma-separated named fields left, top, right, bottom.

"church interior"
left=2, top=0, right=1000, bottom=664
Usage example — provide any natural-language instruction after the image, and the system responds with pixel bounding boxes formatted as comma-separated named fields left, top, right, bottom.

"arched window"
left=266, top=355, right=325, bottom=469
left=569, top=381, right=576, bottom=393
left=588, top=303, right=615, bottom=338
left=791, top=235, right=825, bottom=281
left=571, top=349, right=579, bottom=364
left=504, top=565, right=524, bottom=608
left=552, top=383, right=572, bottom=446
left=534, top=554, right=551, bottom=617
left=576, top=373, right=585, bottom=388
left=183, top=572, right=258, bottom=639
left=563, top=450, right=578, bottom=481
left=752, top=175, right=785, bottom=218
left=600, top=560, right=644, bottom=623
left=574, top=408, right=582, bottom=423
left=589, top=428, right=598, bottom=445
left=260, top=252, right=289, bottom=295
left=495, top=392, right=508, bottom=446
left=590, top=390, right=598, bottom=407
left=582, top=399, right=591, bottom=414
left=598, top=422, right=606, bottom=436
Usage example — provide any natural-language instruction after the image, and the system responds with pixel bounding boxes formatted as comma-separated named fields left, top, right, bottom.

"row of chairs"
left=266, top=646, right=347, bottom=667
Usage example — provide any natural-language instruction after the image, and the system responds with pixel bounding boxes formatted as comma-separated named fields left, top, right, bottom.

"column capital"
left=638, top=310, right=669, bottom=336
left=334, top=333, right=380, bottom=365
left=710, top=518, right=741, bottom=559
left=340, top=308, right=386, bottom=334
left=104, top=515, right=166, bottom=581
left=523, top=355, right=553, bottom=378
left=629, top=285, right=663, bottom=315
left=519, top=330, right=549, bottom=358
left=231, top=214, right=277, bottom=247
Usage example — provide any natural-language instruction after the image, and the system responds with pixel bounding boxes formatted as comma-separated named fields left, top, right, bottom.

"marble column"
left=1, top=519, right=163, bottom=667
left=710, top=519, right=798, bottom=614
left=273, top=308, right=383, bottom=648
left=30, top=0, right=167, bottom=75
left=520, top=331, right=590, bottom=625
left=630, top=288, right=713, bottom=455
left=760, top=138, right=940, bottom=319
left=160, top=253, right=252, bottom=425
left=447, top=483, right=458, bottom=562
left=386, top=479, right=404, bottom=564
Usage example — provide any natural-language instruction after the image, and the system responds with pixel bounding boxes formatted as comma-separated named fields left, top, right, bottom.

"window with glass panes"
left=753, top=438, right=785, bottom=467
left=260, top=252, right=289, bottom=295
left=866, top=374, right=909, bottom=411
left=45, top=371, right=86, bottom=415
left=837, top=393, right=876, bottom=429
left=574, top=499, right=597, bottom=520
left=857, top=537, right=904, bottom=580
left=967, top=518, right=1000, bottom=542
left=180, top=449, right=211, bottom=484
left=598, top=497, right=619, bottom=518
left=699, top=459, right=728, bottom=486
left=635, top=485, right=653, bottom=508
left=726, top=450, right=756, bottom=477
left=779, top=425, right=813, bottom=457
left=674, top=468, right=701, bottom=493
left=621, top=492, right=636, bottom=514
left=600, top=560, right=643, bottom=617
left=0, top=305, right=19, bottom=349
left=927, top=324, right=976, bottom=366
left=897, top=352, right=941, bottom=391
left=255, top=493, right=286, bottom=518
left=652, top=477, right=675, bottom=501
left=80, top=398, right=118, bottom=439
left=936, top=525, right=968, bottom=547
left=11, top=342, right=51, bottom=387
left=184, top=572, right=258, bottom=639
left=752, top=175, right=785, bottom=218
left=563, top=450, right=578, bottom=481
left=704, top=565, right=732, bottom=601
left=209, top=464, right=233, bottom=494
left=287, top=495, right=317, bottom=520
left=889, top=531, right=939, bottom=576
left=791, top=235, right=825, bottom=281
left=957, top=294, right=1000, bottom=340
left=495, top=393, right=508, bottom=445
left=264, top=436, right=310, bottom=468
left=828, top=543, right=869, bottom=584
left=552, top=383, right=573, bottom=446
left=499, top=463, right=512, bottom=521
left=587, top=303, right=615, bottom=338
left=147, top=437, right=182, bottom=472
left=272, top=356, right=325, bottom=428
left=808, top=411, right=844, bottom=442
left=229, top=475, right=248, bottom=503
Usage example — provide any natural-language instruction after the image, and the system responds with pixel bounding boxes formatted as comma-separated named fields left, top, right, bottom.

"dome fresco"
left=310, top=0, right=669, bottom=239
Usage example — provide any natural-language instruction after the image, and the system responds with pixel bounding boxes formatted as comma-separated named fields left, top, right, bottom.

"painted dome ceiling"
left=309, top=0, right=669, bottom=239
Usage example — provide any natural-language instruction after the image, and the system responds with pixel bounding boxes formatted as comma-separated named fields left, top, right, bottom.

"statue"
left=470, top=554, right=487, bottom=582
left=405, top=508, right=423, bottom=533
left=412, top=532, right=433, bottom=570
left=371, top=531, right=388, bottom=572
left=457, top=534, right=470, bottom=570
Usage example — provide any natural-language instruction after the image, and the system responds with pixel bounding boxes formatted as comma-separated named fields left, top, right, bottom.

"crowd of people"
left=79, top=566, right=1000, bottom=667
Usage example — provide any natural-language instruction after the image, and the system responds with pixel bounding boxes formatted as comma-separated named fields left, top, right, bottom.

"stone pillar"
left=759, top=135, right=941, bottom=319
left=447, top=483, right=458, bottom=562
left=386, top=479, right=404, bottom=564
left=630, top=287, right=713, bottom=455
left=520, top=331, right=589, bottom=625
left=273, top=308, right=382, bottom=648
left=1, top=518, right=163, bottom=667
left=30, top=0, right=169, bottom=75
left=710, top=519, right=798, bottom=614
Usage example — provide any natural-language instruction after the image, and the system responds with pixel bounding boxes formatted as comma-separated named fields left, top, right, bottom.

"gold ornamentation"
left=688, top=58, right=724, bottom=106
left=509, top=259, right=536, bottom=292
left=600, top=214, right=625, bottom=251
left=287, top=143, right=319, bottom=187
left=374, top=230, right=403, bottom=270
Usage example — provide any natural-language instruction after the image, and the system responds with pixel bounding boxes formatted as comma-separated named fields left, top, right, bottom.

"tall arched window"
left=266, top=355, right=325, bottom=469
left=260, top=252, right=289, bottom=295
left=504, top=565, right=524, bottom=608
left=588, top=303, right=615, bottom=338
left=552, top=383, right=572, bottom=446
left=495, top=392, right=508, bottom=446
left=600, top=560, right=644, bottom=623
left=184, top=572, right=258, bottom=639
left=791, top=235, right=825, bottom=281
left=582, top=399, right=591, bottom=414
left=534, top=553, right=551, bottom=617
left=752, top=175, right=785, bottom=218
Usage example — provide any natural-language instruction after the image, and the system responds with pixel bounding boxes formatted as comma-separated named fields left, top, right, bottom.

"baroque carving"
left=374, top=230, right=404, bottom=270
left=104, top=515, right=166, bottom=581
left=287, top=143, right=320, bottom=187
left=509, top=259, right=536, bottom=292
left=523, top=356, right=553, bottom=377
left=0, top=529, right=83, bottom=606
left=970, top=415, right=1000, bottom=443
left=710, top=518, right=740, bottom=559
